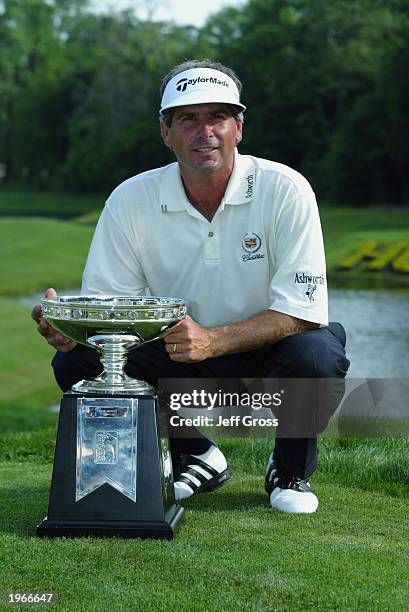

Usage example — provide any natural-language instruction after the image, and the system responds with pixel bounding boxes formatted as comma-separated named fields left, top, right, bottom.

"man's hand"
left=31, top=287, right=77, bottom=353
left=163, top=315, right=216, bottom=362
left=162, top=310, right=319, bottom=363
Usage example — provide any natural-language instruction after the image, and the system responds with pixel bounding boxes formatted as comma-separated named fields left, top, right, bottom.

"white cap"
left=160, top=68, right=246, bottom=113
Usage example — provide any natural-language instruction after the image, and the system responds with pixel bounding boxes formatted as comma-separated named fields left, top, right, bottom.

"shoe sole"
left=270, top=489, right=318, bottom=513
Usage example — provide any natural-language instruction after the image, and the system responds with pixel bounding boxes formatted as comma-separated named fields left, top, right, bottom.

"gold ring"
left=172, top=343, right=177, bottom=353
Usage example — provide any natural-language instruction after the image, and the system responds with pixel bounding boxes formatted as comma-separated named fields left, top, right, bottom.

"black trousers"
left=52, top=322, right=349, bottom=480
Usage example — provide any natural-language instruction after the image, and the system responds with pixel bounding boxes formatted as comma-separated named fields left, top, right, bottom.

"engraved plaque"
left=95, top=432, right=118, bottom=464
left=76, top=398, right=137, bottom=502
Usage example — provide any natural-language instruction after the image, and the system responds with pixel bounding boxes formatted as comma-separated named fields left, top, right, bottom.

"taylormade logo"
left=176, top=76, right=230, bottom=92
left=176, top=78, right=188, bottom=92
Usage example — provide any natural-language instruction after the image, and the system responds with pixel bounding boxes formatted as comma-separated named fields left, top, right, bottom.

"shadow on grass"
left=0, top=483, right=50, bottom=537
left=0, top=469, right=267, bottom=537
left=184, top=482, right=267, bottom=513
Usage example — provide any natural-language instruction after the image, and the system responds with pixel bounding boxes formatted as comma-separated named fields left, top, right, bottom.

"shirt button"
left=208, top=232, right=214, bottom=238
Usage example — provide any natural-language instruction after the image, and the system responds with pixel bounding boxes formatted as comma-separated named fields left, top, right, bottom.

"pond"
left=22, top=288, right=409, bottom=379
left=329, top=288, right=409, bottom=378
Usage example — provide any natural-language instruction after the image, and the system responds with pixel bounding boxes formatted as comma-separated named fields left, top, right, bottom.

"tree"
left=202, top=0, right=409, bottom=204
left=0, top=0, right=90, bottom=184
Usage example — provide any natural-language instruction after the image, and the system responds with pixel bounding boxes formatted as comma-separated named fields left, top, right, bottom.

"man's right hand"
left=31, top=287, right=77, bottom=353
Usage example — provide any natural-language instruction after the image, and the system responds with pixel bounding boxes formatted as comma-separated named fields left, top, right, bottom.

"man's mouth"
left=192, top=147, right=218, bottom=153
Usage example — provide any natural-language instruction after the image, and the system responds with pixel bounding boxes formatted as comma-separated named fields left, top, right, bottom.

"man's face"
left=160, top=103, right=243, bottom=177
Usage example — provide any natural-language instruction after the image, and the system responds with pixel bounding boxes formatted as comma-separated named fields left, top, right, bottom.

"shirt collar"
left=222, top=150, right=256, bottom=206
left=159, top=163, right=191, bottom=211
left=159, top=149, right=256, bottom=211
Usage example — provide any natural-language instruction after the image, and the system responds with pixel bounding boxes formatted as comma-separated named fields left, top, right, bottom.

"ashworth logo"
left=306, top=284, right=317, bottom=303
left=242, top=233, right=265, bottom=262
left=294, top=272, right=325, bottom=303
left=294, top=273, right=326, bottom=285
left=245, top=174, right=254, bottom=198
left=176, top=75, right=230, bottom=93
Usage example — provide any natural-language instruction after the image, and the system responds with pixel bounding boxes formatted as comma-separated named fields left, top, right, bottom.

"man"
left=32, top=59, right=349, bottom=513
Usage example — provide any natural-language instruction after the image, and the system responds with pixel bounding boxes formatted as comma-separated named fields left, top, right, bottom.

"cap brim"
left=160, top=91, right=246, bottom=113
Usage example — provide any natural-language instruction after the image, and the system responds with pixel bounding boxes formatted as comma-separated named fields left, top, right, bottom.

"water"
left=21, top=288, right=409, bottom=379
left=329, top=289, right=409, bottom=378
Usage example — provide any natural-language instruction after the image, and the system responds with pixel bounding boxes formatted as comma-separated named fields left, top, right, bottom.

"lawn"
left=0, top=185, right=103, bottom=217
left=0, top=189, right=408, bottom=610
left=0, top=218, right=92, bottom=296
left=1, top=450, right=408, bottom=611
left=0, top=297, right=61, bottom=432
left=2, top=188, right=409, bottom=290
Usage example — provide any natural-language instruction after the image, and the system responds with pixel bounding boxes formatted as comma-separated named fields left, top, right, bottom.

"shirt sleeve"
left=81, top=200, right=147, bottom=296
left=268, top=185, right=328, bottom=325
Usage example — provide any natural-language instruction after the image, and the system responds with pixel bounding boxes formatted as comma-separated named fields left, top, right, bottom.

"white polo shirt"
left=82, top=151, right=328, bottom=327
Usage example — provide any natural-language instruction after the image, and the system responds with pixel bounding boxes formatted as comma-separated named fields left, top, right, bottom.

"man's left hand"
left=162, top=315, right=216, bottom=362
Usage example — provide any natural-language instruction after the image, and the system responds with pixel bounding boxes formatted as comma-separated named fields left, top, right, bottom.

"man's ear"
left=160, top=121, right=172, bottom=150
left=235, top=120, right=243, bottom=145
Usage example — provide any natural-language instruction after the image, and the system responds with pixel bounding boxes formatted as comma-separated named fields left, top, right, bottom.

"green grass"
left=320, top=206, right=409, bottom=236
left=0, top=218, right=93, bottom=296
left=1, top=429, right=408, bottom=499
left=0, top=186, right=103, bottom=217
left=0, top=297, right=60, bottom=432
left=1, top=189, right=409, bottom=288
left=73, top=210, right=102, bottom=225
left=1, top=448, right=408, bottom=611
left=0, top=192, right=408, bottom=610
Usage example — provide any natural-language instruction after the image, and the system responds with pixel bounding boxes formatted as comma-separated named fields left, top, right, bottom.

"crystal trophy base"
left=36, top=391, right=183, bottom=540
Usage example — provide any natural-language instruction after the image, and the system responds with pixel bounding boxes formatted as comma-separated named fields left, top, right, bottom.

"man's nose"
left=196, top=121, right=213, bottom=138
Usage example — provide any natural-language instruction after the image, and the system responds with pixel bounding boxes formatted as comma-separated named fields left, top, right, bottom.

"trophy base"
left=36, top=392, right=184, bottom=540
left=36, top=505, right=184, bottom=540
left=72, top=375, right=155, bottom=395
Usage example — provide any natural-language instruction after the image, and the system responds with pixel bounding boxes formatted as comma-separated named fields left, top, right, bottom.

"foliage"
left=337, top=239, right=409, bottom=273
left=0, top=0, right=408, bottom=203
left=392, top=246, right=409, bottom=273
left=201, top=0, right=409, bottom=204
left=337, top=241, right=379, bottom=270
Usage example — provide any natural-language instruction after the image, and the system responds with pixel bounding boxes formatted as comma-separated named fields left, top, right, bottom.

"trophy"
left=36, top=296, right=186, bottom=540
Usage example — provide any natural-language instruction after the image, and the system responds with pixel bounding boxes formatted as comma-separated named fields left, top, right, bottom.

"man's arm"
left=163, top=310, right=319, bottom=363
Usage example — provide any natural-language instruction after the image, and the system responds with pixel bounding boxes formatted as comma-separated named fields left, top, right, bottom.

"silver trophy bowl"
left=41, top=296, right=187, bottom=395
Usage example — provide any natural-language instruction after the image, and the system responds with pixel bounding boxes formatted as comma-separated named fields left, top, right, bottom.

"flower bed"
left=337, top=240, right=409, bottom=274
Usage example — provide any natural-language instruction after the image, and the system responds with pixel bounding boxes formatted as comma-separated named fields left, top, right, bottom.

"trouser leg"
left=51, top=322, right=349, bottom=477
left=52, top=343, right=102, bottom=392
left=262, top=322, right=349, bottom=479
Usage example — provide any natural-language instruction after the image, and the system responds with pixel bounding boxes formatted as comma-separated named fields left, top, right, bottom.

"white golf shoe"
left=174, top=444, right=231, bottom=502
left=265, top=452, right=318, bottom=514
